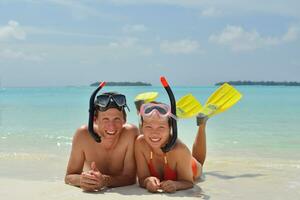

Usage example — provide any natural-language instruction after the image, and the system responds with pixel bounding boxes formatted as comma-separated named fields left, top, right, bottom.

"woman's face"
left=142, top=116, right=170, bottom=148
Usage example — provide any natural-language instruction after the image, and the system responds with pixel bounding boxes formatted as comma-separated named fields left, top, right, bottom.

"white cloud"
left=201, top=7, right=222, bottom=17
left=123, top=24, right=148, bottom=33
left=108, top=37, right=153, bottom=56
left=108, top=37, right=139, bottom=48
left=6, top=0, right=300, bottom=18
left=46, top=0, right=122, bottom=20
left=0, top=49, right=44, bottom=62
left=160, top=39, right=199, bottom=54
left=283, top=26, right=300, bottom=42
left=24, top=26, right=120, bottom=40
left=108, top=0, right=300, bottom=18
left=48, top=0, right=98, bottom=19
left=209, top=25, right=300, bottom=52
left=0, top=20, right=26, bottom=41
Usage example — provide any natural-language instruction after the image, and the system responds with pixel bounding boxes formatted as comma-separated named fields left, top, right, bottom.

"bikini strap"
left=164, top=153, right=168, bottom=164
left=150, top=151, right=168, bottom=164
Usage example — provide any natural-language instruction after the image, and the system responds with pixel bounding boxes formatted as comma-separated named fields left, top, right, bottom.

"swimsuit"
left=148, top=151, right=198, bottom=181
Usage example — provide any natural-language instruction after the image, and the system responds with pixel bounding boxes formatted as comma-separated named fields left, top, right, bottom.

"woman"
left=135, top=102, right=207, bottom=193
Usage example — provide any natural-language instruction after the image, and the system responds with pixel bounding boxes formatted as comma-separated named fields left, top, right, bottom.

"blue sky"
left=0, top=0, right=300, bottom=87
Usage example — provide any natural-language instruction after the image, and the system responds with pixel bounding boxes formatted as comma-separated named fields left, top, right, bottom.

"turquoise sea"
left=0, top=86, right=300, bottom=180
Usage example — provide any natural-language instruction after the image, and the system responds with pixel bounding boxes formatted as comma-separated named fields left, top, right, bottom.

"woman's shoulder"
left=135, top=135, right=150, bottom=150
left=135, top=134, right=146, bottom=144
left=170, top=140, right=191, bottom=156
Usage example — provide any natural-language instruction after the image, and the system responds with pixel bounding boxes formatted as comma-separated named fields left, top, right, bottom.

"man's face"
left=95, top=108, right=125, bottom=141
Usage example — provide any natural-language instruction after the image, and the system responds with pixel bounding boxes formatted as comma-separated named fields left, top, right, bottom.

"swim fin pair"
left=177, top=83, right=242, bottom=119
left=134, top=83, right=242, bottom=119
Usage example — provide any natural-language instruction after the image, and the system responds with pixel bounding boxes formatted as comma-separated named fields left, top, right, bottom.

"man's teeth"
left=106, top=131, right=116, bottom=135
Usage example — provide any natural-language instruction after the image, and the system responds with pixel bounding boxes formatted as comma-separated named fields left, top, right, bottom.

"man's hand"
left=80, top=162, right=105, bottom=192
left=144, top=177, right=161, bottom=193
left=160, top=180, right=177, bottom=193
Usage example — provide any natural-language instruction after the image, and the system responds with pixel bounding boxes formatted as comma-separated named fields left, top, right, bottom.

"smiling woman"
left=135, top=101, right=204, bottom=193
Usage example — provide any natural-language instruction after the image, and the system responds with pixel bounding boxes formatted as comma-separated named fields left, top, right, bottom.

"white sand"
left=1, top=156, right=300, bottom=200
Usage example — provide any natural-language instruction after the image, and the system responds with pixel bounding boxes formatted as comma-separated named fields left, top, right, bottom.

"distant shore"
left=215, top=81, right=300, bottom=86
left=90, top=81, right=152, bottom=86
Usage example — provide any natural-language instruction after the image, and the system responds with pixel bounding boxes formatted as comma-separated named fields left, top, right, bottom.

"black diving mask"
left=95, top=94, right=130, bottom=112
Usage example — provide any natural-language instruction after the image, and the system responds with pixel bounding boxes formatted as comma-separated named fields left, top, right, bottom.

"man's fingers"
left=81, top=183, right=98, bottom=192
left=91, top=161, right=96, bottom=170
left=82, top=173, right=98, bottom=181
left=90, top=170, right=102, bottom=179
left=91, top=161, right=100, bottom=172
left=81, top=177, right=99, bottom=186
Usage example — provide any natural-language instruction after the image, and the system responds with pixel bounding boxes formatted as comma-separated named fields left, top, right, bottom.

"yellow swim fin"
left=135, top=92, right=158, bottom=103
left=176, top=94, right=202, bottom=118
left=201, top=83, right=242, bottom=117
left=134, top=92, right=159, bottom=111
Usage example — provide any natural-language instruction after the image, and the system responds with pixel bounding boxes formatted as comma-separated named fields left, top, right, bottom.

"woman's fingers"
left=160, top=181, right=176, bottom=193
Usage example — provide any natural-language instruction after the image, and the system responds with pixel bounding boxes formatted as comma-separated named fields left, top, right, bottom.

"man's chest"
left=84, top=146, right=127, bottom=174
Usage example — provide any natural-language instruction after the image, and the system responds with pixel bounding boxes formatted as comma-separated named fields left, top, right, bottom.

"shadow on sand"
left=83, top=182, right=210, bottom=199
left=205, top=171, right=264, bottom=180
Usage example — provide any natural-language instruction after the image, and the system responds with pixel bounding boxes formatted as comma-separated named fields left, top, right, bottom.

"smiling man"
left=65, top=92, right=138, bottom=192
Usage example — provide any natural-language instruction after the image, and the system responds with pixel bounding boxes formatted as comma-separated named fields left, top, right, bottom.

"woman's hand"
left=160, top=180, right=177, bottom=193
left=144, top=177, right=161, bottom=193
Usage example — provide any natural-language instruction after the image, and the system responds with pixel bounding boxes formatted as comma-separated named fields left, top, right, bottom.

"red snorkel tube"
left=88, top=81, right=106, bottom=143
left=160, top=77, right=178, bottom=153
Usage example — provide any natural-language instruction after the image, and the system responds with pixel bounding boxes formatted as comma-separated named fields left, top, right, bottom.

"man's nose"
left=106, top=120, right=117, bottom=130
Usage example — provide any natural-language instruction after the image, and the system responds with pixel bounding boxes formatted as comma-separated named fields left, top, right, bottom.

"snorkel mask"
left=88, top=82, right=129, bottom=143
left=140, top=77, right=178, bottom=153
left=140, top=103, right=177, bottom=120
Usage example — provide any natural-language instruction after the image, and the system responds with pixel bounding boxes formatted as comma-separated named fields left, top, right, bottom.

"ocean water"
left=0, top=85, right=300, bottom=180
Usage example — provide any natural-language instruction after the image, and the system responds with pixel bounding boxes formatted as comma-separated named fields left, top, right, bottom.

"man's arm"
left=103, top=127, right=138, bottom=187
left=65, top=128, right=85, bottom=187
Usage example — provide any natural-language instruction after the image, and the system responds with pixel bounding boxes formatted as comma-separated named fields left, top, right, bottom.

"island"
left=90, top=81, right=152, bottom=86
left=215, top=81, right=300, bottom=86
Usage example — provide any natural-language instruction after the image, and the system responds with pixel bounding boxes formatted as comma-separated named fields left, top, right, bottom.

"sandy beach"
left=1, top=155, right=299, bottom=200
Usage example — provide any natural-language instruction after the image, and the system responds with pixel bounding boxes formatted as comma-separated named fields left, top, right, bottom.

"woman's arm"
left=135, top=136, right=161, bottom=192
left=161, top=145, right=194, bottom=192
left=135, top=136, right=151, bottom=187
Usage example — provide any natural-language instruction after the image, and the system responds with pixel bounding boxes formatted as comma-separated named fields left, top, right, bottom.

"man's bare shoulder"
left=122, top=123, right=139, bottom=139
left=72, top=125, right=90, bottom=144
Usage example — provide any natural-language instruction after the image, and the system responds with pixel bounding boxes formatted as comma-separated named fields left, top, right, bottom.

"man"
left=65, top=92, right=138, bottom=192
